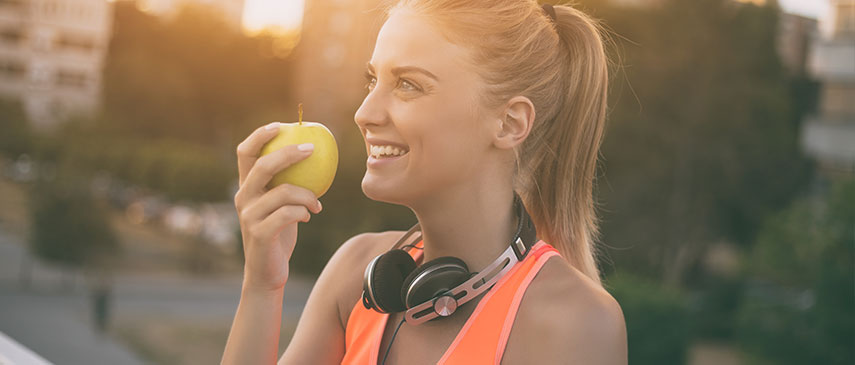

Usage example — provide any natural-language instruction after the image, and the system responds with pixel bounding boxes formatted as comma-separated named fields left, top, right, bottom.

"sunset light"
left=242, top=0, right=305, bottom=35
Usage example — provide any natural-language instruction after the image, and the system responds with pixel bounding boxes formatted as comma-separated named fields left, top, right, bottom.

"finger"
left=241, top=183, right=321, bottom=224
left=251, top=205, right=310, bottom=243
left=236, top=122, right=282, bottom=186
left=242, top=143, right=314, bottom=196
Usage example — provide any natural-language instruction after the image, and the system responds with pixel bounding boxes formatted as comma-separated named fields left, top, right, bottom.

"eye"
left=363, top=72, right=377, bottom=91
left=398, top=78, right=420, bottom=92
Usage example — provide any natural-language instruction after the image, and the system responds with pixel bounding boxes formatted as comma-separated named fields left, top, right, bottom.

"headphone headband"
left=368, top=191, right=538, bottom=325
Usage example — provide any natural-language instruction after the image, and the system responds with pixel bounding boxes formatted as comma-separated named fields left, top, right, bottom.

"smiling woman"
left=242, top=0, right=304, bottom=35
left=222, top=1, right=627, bottom=364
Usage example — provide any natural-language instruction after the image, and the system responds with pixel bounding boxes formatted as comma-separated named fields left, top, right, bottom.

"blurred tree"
left=0, top=98, right=33, bottom=158
left=41, top=117, right=233, bottom=203
left=605, top=271, right=691, bottom=364
left=102, top=2, right=295, bottom=151
left=28, top=168, right=121, bottom=288
left=735, top=179, right=854, bottom=364
left=591, top=0, right=812, bottom=286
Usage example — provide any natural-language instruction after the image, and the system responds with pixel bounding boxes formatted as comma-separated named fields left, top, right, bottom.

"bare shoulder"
left=330, top=230, right=405, bottom=271
left=331, top=230, right=408, bottom=326
left=502, top=257, right=628, bottom=364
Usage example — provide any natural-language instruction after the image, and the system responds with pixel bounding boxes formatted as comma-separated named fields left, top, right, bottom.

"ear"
left=492, top=96, right=535, bottom=150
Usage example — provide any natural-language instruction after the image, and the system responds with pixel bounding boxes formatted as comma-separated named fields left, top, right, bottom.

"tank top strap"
left=439, top=240, right=560, bottom=364
left=408, top=239, right=424, bottom=263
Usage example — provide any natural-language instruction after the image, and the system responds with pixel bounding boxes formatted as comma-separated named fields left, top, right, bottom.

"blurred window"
left=0, top=29, right=24, bottom=44
left=55, top=33, right=96, bottom=52
left=56, top=69, right=87, bottom=87
left=0, top=59, right=26, bottom=79
left=0, top=0, right=26, bottom=8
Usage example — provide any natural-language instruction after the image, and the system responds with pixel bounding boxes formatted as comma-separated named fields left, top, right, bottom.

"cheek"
left=411, top=115, right=484, bottom=174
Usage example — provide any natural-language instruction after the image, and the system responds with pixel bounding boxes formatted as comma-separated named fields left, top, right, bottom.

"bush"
left=48, top=122, right=233, bottom=203
left=28, top=171, right=121, bottom=270
left=735, top=179, right=854, bottom=364
left=687, top=274, right=745, bottom=340
left=0, top=98, right=33, bottom=157
left=604, top=271, right=691, bottom=364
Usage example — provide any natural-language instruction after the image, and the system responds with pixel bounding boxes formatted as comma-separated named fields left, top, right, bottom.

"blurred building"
left=802, top=0, right=855, bottom=177
left=607, top=0, right=664, bottom=7
left=777, top=12, right=819, bottom=75
left=0, top=0, right=113, bottom=130
left=135, top=0, right=245, bottom=31
left=291, top=0, right=387, bottom=136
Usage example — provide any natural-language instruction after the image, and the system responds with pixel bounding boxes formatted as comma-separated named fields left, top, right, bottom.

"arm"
left=223, top=232, right=374, bottom=365
left=221, top=284, right=286, bottom=365
left=276, top=233, right=373, bottom=364
left=222, top=123, right=323, bottom=364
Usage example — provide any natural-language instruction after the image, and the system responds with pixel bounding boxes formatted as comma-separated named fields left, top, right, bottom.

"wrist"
left=241, top=277, right=287, bottom=296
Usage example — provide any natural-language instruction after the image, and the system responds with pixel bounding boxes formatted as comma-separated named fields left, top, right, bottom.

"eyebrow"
left=366, top=62, right=439, bottom=81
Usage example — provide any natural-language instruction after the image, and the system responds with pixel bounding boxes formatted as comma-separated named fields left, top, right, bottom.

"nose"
left=354, top=87, right=387, bottom=130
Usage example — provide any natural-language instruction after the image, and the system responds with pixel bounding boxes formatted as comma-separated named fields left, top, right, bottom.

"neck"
left=410, top=185, right=518, bottom=271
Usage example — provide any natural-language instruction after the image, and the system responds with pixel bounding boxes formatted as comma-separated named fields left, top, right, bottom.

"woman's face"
left=354, top=8, right=500, bottom=206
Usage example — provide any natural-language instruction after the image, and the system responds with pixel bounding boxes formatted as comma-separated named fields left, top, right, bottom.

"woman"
left=223, top=0, right=627, bottom=364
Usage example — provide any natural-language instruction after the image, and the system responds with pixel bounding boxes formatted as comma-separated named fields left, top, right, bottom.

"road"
left=0, top=227, right=314, bottom=364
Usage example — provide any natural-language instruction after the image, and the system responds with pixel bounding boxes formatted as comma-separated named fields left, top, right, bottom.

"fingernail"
left=297, top=143, right=314, bottom=152
left=265, top=122, right=280, bottom=130
left=317, top=200, right=322, bottom=211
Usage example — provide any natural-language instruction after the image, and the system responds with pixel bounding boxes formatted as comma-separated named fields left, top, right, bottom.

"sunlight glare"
left=243, top=0, right=305, bottom=36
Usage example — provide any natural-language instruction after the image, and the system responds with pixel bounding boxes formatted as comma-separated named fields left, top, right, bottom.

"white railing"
left=0, top=331, right=52, bottom=365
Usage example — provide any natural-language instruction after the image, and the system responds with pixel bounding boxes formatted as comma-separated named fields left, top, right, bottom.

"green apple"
left=260, top=121, right=338, bottom=198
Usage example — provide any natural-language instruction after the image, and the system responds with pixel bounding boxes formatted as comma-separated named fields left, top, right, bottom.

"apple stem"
left=298, top=103, right=303, bottom=125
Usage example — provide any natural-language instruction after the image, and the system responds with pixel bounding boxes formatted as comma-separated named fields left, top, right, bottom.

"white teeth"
left=370, top=144, right=408, bottom=158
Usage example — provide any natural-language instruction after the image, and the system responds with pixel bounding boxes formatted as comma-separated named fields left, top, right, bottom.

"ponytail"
left=518, top=3, right=609, bottom=287
left=389, top=0, right=611, bottom=287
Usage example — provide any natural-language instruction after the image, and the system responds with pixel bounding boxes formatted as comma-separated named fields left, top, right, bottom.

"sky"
left=779, top=0, right=833, bottom=35
left=778, top=0, right=831, bottom=19
left=240, top=0, right=835, bottom=35
left=242, top=0, right=305, bottom=35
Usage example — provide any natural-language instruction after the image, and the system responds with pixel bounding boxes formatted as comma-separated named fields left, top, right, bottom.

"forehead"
left=369, top=9, right=474, bottom=77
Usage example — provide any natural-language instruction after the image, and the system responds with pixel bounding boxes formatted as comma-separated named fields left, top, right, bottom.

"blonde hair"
left=385, top=0, right=611, bottom=287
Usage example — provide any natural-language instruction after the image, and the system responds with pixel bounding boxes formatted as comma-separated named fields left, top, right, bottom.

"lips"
left=365, top=137, right=410, bottom=158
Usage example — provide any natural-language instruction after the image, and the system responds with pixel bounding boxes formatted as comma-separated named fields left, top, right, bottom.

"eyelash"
left=363, top=72, right=421, bottom=93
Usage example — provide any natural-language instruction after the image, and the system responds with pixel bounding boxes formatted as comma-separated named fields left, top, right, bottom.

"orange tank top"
left=341, top=239, right=560, bottom=364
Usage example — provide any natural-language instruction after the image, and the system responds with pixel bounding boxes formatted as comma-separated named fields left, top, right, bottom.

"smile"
left=369, top=144, right=409, bottom=159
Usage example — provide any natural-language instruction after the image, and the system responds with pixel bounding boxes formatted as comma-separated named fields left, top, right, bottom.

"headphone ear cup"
left=401, top=256, right=470, bottom=309
left=367, top=249, right=417, bottom=313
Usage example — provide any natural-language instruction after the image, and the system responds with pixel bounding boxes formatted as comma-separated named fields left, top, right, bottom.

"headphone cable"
left=380, top=317, right=407, bottom=365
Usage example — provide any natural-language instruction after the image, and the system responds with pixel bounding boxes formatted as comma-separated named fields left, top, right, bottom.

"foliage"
left=102, top=2, right=295, bottom=151
left=604, top=271, right=690, bottom=364
left=0, top=98, right=33, bottom=157
left=588, top=0, right=812, bottom=285
left=35, top=118, right=234, bottom=203
left=28, top=169, right=121, bottom=270
left=687, top=274, right=746, bottom=340
left=735, top=179, right=855, bottom=364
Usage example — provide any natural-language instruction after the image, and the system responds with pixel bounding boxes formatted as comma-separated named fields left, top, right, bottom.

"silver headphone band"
left=391, top=222, right=423, bottom=251
left=403, top=244, right=519, bottom=325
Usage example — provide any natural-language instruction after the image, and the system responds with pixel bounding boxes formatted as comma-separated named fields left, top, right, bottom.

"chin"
left=361, top=173, right=408, bottom=205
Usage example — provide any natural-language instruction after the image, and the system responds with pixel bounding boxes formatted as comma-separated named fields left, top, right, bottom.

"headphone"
left=361, top=192, right=538, bottom=325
